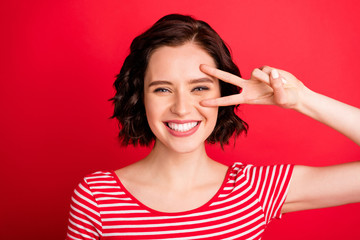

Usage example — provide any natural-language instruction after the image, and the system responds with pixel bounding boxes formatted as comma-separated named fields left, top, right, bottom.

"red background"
left=1, top=0, right=360, bottom=239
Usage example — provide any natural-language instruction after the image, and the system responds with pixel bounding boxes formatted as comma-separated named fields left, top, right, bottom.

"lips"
left=164, top=120, right=201, bottom=137
left=167, top=122, right=198, bottom=132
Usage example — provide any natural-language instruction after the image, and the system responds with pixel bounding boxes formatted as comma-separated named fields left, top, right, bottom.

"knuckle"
left=262, top=66, right=272, bottom=74
left=251, top=68, right=258, bottom=76
left=251, top=68, right=262, bottom=78
left=271, top=78, right=283, bottom=88
left=221, top=97, right=232, bottom=105
left=273, top=82, right=282, bottom=89
left=219, top=72, right=230, bottom=82
left=211, top=68, right=217, bottom=75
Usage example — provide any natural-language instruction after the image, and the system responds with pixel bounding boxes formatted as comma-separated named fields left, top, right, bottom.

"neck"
left=140, top=140, right=215, bottom=189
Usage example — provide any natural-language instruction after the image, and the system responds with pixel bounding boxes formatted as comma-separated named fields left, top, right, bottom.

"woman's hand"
left=200, top=64, right=360, bottom=146
left=199, top=64, right=306, bottom=109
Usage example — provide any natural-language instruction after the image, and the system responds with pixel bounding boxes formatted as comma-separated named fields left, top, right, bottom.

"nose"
left=170, top=91, right=192, bottom=117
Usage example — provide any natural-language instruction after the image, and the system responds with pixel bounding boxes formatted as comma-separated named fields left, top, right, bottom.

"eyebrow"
left=148, top=80, right=173, bottom=88
left=189, top=78, right=214, bottom=84
left=148, top=78, right=214, bottom=87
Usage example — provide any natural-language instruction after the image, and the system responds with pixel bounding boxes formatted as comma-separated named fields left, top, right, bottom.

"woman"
left=66, top=14, right=360, bottom=239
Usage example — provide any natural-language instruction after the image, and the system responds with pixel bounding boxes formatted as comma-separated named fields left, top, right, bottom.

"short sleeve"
left=244, top=164, right=293, bottom=223
left=66, top=178, right=103, bottom=240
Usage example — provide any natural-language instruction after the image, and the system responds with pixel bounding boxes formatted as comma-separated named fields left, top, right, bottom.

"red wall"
left=1, top=0, right=360, bottom=239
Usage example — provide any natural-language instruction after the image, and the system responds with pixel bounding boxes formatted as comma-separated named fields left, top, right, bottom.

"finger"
left=262, top=66, right=287, bottom=82
left=261, top=65, right=273, bottom=75
left=264, top=66, right=292, bottom=87
left=200, top=94, right=245, bottom=107
left=270, top=69, right=288, bottom=106
left=251, top=68, right=270, bottom=84
left=200, top=64, right=244, bottom=87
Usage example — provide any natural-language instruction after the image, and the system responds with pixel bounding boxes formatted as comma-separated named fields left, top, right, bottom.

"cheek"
left=144, top=96, right=156, bottom=124
left=144, top=95, right=167, bottom=129
left=200, top=106, right=219, bottom=125
left=195, top=87, right=221, bottom=102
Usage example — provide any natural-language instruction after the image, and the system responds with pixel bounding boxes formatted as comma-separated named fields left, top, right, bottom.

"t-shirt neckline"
left=110, top=165, right=233, bottom=216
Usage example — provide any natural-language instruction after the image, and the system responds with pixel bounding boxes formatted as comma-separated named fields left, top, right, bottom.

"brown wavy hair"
left=110, top=14, right=248, bottom=147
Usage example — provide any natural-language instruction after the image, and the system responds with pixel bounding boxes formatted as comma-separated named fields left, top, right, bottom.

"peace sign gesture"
left=200, top=64, right=305, bottom=109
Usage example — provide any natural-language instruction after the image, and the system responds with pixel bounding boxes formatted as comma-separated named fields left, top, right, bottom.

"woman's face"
left=144, top=43, right=221, bottom=153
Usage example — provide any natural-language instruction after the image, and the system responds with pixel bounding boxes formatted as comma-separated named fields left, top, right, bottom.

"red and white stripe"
left=66, top=163, right=293, bottom=240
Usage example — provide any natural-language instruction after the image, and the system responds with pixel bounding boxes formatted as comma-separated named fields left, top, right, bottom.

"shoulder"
left=83, top=170, right=114, bottom=182
left=74, top=170, right=117, bottom=193
left=71, top=170, right=123, bottom=204
left=228, top=162, right=294, bottom=181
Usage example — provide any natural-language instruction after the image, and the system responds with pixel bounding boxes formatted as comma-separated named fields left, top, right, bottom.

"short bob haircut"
left=110, top=14, right=248, bottom=147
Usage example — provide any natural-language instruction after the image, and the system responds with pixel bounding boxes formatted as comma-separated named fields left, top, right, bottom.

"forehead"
left=145, top=43, right=217, bottom=82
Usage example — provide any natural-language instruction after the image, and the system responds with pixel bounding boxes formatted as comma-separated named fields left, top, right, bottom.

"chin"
left=158, top=139, right=206, bottom=154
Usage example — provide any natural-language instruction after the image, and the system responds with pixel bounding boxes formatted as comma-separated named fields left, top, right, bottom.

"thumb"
left=270, top=69, right=288, bottom=107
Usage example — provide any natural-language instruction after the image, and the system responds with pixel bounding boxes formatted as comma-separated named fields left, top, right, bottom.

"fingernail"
left=271, top=69, right=279, bottom=79
left=281, top=78, right=287, bottom=84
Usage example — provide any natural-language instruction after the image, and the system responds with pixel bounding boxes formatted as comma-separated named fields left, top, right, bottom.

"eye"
left=192, top=86, right=209, bottom=92
left=154, top=88, right=171, bottom=93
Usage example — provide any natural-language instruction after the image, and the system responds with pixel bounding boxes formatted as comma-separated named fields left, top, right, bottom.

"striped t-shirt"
left=66, top=163, right=293, bottom=240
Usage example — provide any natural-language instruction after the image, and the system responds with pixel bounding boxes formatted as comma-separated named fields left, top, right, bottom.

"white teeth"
left=168, top=122, right=198, bottom=132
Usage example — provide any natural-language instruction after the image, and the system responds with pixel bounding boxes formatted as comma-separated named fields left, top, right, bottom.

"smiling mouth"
left=166, top=121, right=199, bottom=132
